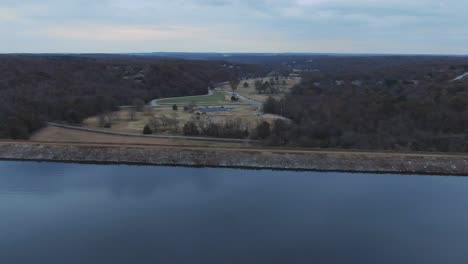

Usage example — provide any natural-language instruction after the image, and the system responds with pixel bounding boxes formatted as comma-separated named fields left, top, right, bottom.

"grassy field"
left=158, top=91, right=225, bottom=104
left=79, top=77, right=295, bottom=136
left=235, top=77, right=301, bottom=102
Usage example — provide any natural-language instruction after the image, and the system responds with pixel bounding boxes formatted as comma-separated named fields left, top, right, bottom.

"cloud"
left=0, top=0, right=467, bottom=54
left=44, top=23, right=218, bottom=41
left=0, top=8, right=20, bottom=22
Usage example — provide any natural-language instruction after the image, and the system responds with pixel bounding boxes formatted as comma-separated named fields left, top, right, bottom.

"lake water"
left=1, top=161, right=468, bottom=264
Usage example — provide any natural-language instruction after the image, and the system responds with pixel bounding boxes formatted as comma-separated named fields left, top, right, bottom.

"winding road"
left=148, top=82, right=264, bottom=114
left=451, top=72, right=468, bottom=82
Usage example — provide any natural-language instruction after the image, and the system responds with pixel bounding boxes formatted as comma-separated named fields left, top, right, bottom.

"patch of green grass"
left=158, top=91, right=225, bottom=104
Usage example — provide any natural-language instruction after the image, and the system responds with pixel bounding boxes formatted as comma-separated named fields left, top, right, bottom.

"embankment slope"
left=1, top=142, right=467, bottom=175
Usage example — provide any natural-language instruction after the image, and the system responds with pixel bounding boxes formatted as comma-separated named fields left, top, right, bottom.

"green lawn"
left=158, top=91, right=225, bottom=104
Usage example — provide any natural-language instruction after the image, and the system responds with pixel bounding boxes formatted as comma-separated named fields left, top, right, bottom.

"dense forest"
left=262, top=61, right=468, bottom=152
left=147, top=53, right=468, bottom=77
left=0, top=55, right=266, bottom=139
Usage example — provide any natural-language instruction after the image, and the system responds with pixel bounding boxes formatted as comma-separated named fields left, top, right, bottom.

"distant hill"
left=135, top=53, right=468, bottom=77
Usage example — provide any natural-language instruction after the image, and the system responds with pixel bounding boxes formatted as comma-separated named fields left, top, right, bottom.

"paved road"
left=149, top=84, right=263, bottom=115
left=452, top=72, right=468, bottom=82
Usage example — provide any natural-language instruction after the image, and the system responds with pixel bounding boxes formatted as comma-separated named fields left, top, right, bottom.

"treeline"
left=261, top=72, right=468, bottom=152
left=182, top=117, right=250, bottom=139
left=167, top=54, right=468, bottom=78
left=0, top=55, right=266, bottom=139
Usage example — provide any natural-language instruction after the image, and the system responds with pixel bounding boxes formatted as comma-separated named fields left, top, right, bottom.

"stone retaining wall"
left=1, top=143, right=468, bottom=175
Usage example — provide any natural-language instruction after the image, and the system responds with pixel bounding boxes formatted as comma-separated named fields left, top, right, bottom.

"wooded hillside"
left=0, top=55, right=266, bottom=139
left=263, top=58, right=468, bottom=152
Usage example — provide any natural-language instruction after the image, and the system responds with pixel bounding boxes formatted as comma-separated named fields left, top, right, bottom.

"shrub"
left=183, top=121, right=199, bottom=136
left=255, top=121, right=271, bottom=139
left=143, top=125, right=153, bottom=135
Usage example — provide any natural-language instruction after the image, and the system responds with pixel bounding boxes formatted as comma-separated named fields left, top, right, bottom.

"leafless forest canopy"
left=260, top=55, right=468, bottom=152
left=2, top=54, right=468, bottom=152
left=0, top=55, right=266, bottom=139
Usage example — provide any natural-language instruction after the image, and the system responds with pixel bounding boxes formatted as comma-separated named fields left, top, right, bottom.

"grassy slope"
left=158, top=91, right=225, bottom=104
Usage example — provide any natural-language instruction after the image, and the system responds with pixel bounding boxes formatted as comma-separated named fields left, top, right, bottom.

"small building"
left=351, top=80, right=363, bottom=87
left=335, top=80, right=345, bottom=86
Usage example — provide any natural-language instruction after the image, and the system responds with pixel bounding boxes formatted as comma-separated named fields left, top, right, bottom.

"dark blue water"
left=1, top=161, right=468, bottom=264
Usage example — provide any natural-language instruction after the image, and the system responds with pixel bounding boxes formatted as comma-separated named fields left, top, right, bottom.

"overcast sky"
left=1, top=0, right=467, bottom=54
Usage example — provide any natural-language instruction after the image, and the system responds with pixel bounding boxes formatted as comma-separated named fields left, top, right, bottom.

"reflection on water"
left=0, top=162, right=219, bottom=197
left=1, top=161, right=468, bottom=264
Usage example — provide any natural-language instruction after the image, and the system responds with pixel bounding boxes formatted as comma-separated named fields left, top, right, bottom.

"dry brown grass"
left=30, top=126, right=248, bottom=148
left=235, top=77, right=301, bottom=102
left=79, top=77, right=296, bottom=136
left=82, top=104, right=267, bottom=134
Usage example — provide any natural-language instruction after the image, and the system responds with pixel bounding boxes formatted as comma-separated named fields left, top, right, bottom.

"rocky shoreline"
left=1, top=143, right=468, bottom=175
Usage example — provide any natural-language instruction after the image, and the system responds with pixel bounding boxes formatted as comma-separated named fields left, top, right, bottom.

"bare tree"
left=186, top=102, right=197, bottom=112
left=132, top=98, right=145, bottom=112
left=169, top=112, right=180, bottom=133
left=128, top=107, right=137, bottom=121
left=108, top=111, right=118, bottom=123
left=98, top=112, right=113, bottom=128
left=159, top=114, right=170, bottom=129
left=183, top=121, right=199, bottom=136
left=98, top=113, right=107, bottom=128
left=143, top=106, right=153, bottom=116
left=230, top=79, right=240, bottom=91
left=148, top=116, right=160, bottom=133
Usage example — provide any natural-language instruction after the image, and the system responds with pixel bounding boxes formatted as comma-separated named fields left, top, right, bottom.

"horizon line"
left=1, top=52, right=467, bottom=57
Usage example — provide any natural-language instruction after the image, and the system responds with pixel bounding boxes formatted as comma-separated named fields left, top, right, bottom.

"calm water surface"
left=1, top=161, right=468, bottom=264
